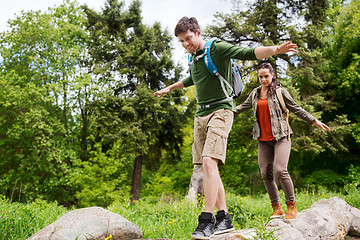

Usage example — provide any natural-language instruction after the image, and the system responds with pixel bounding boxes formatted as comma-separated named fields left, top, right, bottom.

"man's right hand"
left=153, top=88, right=170, bottom=98
left=153, top=81, right=185, bottom=98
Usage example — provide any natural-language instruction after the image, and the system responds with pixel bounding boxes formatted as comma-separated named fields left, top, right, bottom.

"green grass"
left=1, top=188, right=359, bottom=240
left=0, top=198, right=68, bottom=240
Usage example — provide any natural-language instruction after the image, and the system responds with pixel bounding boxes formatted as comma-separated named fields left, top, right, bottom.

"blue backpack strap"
left=188, top=54, right=192, bottom=78
left=187, top=47, right=206, bottom=77
left=203, top=39, right=218, bottom=75
left=203, top=39, right=233, bottom=100
left=187, top=39, right=217, bottom=75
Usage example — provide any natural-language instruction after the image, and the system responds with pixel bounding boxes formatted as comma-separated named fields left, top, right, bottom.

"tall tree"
left=82, top=0, right=186, bottom=203
left=326, top=0, right=360, bottom=125
left=0, top=0, right=87, bottom=205
left=324, top=0, right=360, bottom=163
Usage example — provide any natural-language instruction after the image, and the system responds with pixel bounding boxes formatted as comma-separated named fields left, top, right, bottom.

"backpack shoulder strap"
left=252, top=89, right=256, bottom=103
left=275, top=87, right=287, bottom=113
left=275, top=87, right=291, bottom=140
left=187, top=39, right=214, bottom=74
left=203, top=39, right=233, bottom=99
left=203, top=39, right=218, bottom=75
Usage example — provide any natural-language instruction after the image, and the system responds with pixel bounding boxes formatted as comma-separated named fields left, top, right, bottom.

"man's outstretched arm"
left=153, top=80, right=185, bottom=98
left=254, top=41, right=298, bottom=60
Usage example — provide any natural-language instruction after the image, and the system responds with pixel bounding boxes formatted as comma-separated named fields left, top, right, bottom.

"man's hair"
left=174, top=17, right=200, bottom=37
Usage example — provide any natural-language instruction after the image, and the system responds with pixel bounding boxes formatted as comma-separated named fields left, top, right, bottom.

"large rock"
left=27, top=207, right=143, bottom=240
left=208, top=197, right=360, bottom=240
left=267, top=197, right=360, bottom=240
left=211, top=229, right=257, bottom=239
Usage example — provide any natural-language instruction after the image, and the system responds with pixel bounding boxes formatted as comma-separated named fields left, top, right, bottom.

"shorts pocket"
left=205, top=127, right=228, bottom=157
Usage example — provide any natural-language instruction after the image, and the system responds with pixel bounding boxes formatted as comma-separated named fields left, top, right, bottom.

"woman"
left=236, top=62, right=330, bottom=219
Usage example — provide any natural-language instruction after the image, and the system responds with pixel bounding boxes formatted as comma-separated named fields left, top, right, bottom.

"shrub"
left=303, top=169, right=345, bottom=191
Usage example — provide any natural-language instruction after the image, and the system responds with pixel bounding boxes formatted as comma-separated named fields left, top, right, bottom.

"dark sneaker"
left=213, top=210, right=235, bottom=235
left=191, top=212, right=215, bottom=239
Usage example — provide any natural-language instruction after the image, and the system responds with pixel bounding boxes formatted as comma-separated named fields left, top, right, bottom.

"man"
left=153, top=16, right=298, bottom=239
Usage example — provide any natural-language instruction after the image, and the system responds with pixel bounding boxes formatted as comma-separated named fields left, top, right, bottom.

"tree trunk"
left=130, top=154, right=143, bottom=203
left=80, top=107, right=88, bottom=162
left=185, top=164, right=204, bottom=205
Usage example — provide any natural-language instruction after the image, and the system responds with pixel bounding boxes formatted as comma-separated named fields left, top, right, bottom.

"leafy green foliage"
left=325, top=0, right=360, bottom=155
left=71, top=142, right=132, bottom=207
left=303, top=169, right=344, bottom=191
left=0, top=0, right=188, bottom=206
left=0, top=0, right=87, bottom=204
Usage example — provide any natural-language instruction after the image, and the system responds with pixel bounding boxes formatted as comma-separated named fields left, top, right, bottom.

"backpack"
left=188, top=39, right=244, bottom=108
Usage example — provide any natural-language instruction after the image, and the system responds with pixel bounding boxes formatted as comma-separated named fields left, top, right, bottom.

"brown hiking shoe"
left=270, top=202, right=285, bottom=219
left=285, top=201, right=297, bottom=219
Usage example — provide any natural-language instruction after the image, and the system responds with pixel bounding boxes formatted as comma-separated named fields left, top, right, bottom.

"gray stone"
left=349, top=206, right=360, bottom=237
left=208, top=197, right=360, bottom=240
left=27, top=207, right=142, bottom=240
left=211, top=229, right=257, bottom=239
left=266, top=197, right=360, bottom=240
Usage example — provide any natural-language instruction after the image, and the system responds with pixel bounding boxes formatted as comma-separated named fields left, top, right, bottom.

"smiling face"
left=258, top=68, right=274, bottom=88
left=177, top=29, right=203, bottom=53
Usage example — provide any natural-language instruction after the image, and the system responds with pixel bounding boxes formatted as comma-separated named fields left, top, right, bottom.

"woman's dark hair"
left=174, top=17, right=200, bottom=37
left=257, top=62, right=279, bottom=96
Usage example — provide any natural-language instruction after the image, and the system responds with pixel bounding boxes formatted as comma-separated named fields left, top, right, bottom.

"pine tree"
left=82, top=0, right=186, bottom=203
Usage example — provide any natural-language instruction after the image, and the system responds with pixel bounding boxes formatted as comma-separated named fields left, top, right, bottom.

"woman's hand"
left=313, top=119, right=331, bottom=131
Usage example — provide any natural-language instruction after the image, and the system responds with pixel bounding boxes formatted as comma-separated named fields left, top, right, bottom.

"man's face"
left=177, top=29, right=202, bottom=53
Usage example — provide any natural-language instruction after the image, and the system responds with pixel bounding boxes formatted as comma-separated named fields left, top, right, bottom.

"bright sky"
left=0, top=0, right=234, bottom=70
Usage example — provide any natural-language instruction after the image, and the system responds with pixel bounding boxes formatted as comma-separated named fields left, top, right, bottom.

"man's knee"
left=202, top=157, right=218, bottom=173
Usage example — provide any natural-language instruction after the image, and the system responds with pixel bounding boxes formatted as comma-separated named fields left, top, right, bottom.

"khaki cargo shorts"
left=192, top=108, right=234, bottom=166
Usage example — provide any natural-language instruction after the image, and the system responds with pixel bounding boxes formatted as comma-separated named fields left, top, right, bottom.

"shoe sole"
left=190, top=234, right=213, bottom=239
left=213, top=227, right=235, bottom=235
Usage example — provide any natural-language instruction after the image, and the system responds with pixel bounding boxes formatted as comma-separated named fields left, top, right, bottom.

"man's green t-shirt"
left=182, top=40, right=257, bottom=117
